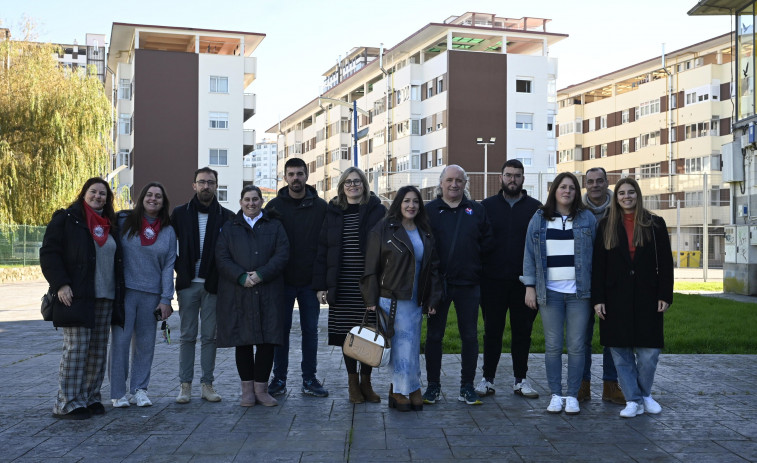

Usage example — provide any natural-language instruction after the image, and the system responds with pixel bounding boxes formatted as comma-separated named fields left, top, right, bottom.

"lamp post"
left=476, top=137, right=496, bottom=199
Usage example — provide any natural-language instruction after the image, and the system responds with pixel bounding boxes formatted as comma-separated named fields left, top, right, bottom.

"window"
left=640, top=162, right=661, bottom=179
left=587, top=118, right=595, bottom=132
left=600, top=143, right=607, bottom=158
left=685, top=156, right=703, bottom=173
left=638, top=99, right=661, bottom=118
left=436, top=149, right=443, bottom=166
left=118, top=79, right=131, bottom=100
left=437, top=77, right=444, bottom=93
left=588, top=146, right=596, bottom=160
left=116, top=149, right=130, bottom=168
left=558, top=149, right=573, bottom=163
left=547, top=115, right=555, bottom=136
left=426, top=85, right=433, bottom=99
left=515, top=148, right=533, bottom=166
left=685, top=191, right=703, bottom=207
left=639, top=130, right=660, bottom=148
left=622, top=139, right=629, bottom=154
left=411, top=151, right=420, bottom=170
left=209, top=149, right=228, bottom=166
left=217, top=185, right=228, bottom=202
left=426, top=153, right=433, bottom=169
left=411, top=119, right=420, bottom=135
left=600, top=115, right=607, bottom=129
left=515, top=113, right=533, bottom=130
left=710, top=185, right=721, bottom=206
left=118, top=113, right=132, bottom=134
left=646, top=194, right=661, bottom=209
left=209, top=112, right=229, bottom=129
left=210, top=76, right=228, bottom=93
left=671, top=128, right=677, bottom=143
left=411, top=85, right=420, bottom=101
left=516, top=79, right=533, bottom=93
left=622, top=109, right=629, bottom=124
left=671, top=93, right=678, bottom=109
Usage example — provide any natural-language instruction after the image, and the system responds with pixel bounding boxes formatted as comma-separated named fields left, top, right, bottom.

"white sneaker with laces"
left=547, top=394, right=564, bottom=414
left=176, top=382, right=191, bottom=404
left=564, top=396, right=580, bottom=415
left=620, top=401, right=645, bottom=418
left=513, top=379, right=539, bottom=399
left=474, top=378, right=495, bottom=396
left=111, top=396, right=130, bottom=408
left=643, top=396, right=662, bottom=414
left=129, top=389, right=152, bottom=407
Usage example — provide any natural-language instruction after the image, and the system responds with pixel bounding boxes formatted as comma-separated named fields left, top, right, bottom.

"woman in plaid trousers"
left=40, top=178, right=125, bottom=420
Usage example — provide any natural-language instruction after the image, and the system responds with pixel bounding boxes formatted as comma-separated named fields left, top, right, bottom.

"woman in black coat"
left=39, top=177, right=125, bottom=420
left=312, top=167, right=386, bottom=403
left=216, top=185, right=289, bottom=407
left=592, top=177, right=673, bottom=419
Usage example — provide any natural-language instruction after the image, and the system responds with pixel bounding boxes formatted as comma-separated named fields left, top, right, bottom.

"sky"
left=2, top=0, right=732, bottom=140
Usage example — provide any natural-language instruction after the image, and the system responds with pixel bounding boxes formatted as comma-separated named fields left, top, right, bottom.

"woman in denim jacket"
left=521, top=172, right=596, bottom=415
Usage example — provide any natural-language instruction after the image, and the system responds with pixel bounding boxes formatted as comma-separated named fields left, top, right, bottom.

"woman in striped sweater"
left=521, top=172, right=596, bottom=416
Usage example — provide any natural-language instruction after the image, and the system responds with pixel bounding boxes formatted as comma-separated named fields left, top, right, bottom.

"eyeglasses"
left=161, top=320, right=171, bottom=344
left=195, top=180, right=217, bottom=186
left=344, top=179, right=362, bottom=187
left=503, top=173, right=523, bottom=179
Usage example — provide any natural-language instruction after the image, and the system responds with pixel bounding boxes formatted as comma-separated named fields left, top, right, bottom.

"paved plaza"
left=0, top=279, right=755, bottom=462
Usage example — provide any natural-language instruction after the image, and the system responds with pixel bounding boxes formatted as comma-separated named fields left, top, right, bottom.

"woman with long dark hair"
left=109, top=182, right=176, bottom=408
left=361, top=185, right=442, bottom=412
left=521, top=172, right=596, bottom=416
left=313, top=167, right=386, bottom=403
left=40, top=178, right=125, bottom=419
left=215, top=185, right=289, bottom=407
left=592, top=177, right=673, bottom=418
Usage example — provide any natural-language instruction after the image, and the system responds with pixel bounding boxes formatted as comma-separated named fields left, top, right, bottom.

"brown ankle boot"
left=409, top=388, right=423, bottom=411
left=360, top=374, right=380, bottom=403
left=388, top=384, right=411, bottom=411
left=253, top=381, right=278, bottom=407
left=602, top=381, right=626, bottom=405
left=240, top=380, right=256, bottom=407
left=577, top=380, right=591, bottom=402
left=348, top=374, right=365, bottom=403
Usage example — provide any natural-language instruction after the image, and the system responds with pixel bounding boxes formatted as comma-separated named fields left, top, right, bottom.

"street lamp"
left=476, top=137, right=496, bottom=199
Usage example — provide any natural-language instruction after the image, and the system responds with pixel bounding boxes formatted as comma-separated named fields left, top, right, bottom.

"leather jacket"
left=360, top=218, right=442, bottom=311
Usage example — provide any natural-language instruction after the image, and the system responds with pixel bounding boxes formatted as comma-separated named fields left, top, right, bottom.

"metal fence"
left=0, top=225, right=45, bottom=266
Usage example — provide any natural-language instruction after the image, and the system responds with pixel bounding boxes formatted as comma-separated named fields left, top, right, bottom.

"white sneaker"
left=475, top=378, right=495, bottom=396
left=201, top=383, right=222, bottom=402
left=129, top=389, right=152, bottom=407
left=643, top=396, right=662, bottom=414
left=547, top=394, right=564, bottom=414
left=513, top=379, right=539, bottom=399
left=176, top=382, right=191, bottom=404
left=111, top=396, right=130, bottom=408
left=564, top=396, right=580, bottom=415
left=620, top=401, right=645, bottom=418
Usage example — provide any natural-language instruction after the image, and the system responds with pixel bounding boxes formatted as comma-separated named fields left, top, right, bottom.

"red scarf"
left=140, top=216, right=162, bottom=246
left=83, top=202, right=110, bottom=247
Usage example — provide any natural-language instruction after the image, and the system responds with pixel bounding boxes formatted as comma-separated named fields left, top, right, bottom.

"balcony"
left=243, top=129, right=256, bottom=155
left=244, top=56, right=257, bottom=87
left=244, top=93, right=256, bottom=121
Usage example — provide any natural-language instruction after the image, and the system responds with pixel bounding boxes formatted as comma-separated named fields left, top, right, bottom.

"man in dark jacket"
left=171, top=167, right=234, bottom=404
left=423, top=165, right=494, bottom=406
left=265, top=158, right=329, bottom=398
left=580, top=167, right=624, bottom=404
left=475, top=160, right=542, bottom=400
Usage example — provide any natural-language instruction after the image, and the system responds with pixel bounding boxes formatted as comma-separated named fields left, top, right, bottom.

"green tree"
left=0, top=32, right=113, bottom=226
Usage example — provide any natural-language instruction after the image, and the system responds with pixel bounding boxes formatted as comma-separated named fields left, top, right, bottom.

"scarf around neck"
left=140, top=216, right=162, bottom=246
left=83, top=202, right=110, bottom=247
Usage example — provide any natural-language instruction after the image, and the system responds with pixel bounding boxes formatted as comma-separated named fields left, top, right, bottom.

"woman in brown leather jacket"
left=360, top=185, right=442, bottom=412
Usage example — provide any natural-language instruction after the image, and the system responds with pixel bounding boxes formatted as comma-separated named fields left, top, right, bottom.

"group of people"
left=39, top=157, right=672, bottom=421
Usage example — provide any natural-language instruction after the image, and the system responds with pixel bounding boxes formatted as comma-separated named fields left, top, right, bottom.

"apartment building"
left=268, top=12, right=566, bottom=201
left=689, top=1, right=757, bottom=294
left=53, top=33, right=107, bottom=85
left=243, top=139, right=278, bottom=190
left=106, top=23, right=264, bottom=206
left=556, top=33, right=733, bottom=267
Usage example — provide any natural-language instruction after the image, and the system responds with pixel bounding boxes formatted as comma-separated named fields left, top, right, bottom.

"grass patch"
left=421, top=293, right=757, bottom=355
left=674, top=281, right=723, bottom=292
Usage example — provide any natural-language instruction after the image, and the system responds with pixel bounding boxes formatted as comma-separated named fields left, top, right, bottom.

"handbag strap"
left=364, top=302, right=396, bottom=340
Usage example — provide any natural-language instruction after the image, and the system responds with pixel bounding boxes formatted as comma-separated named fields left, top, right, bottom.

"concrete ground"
left=0, top=279, right=755, bottom=462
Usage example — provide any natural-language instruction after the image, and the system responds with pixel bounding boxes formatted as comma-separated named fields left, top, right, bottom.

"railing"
left=0, top=225, right=46, bottom=266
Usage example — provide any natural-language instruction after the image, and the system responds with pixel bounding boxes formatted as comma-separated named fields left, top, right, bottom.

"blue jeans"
left=610, top=347, right=660, bottom=403
left=272, top=285, right=320, bottom=382
left=583, top=313, right=618, bottom=382
left=425, top=284, right=480, bottom=386
left=540, top=289, right=590, bottom=397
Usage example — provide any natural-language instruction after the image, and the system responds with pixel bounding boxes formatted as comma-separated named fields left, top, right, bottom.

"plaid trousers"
left=53, top=298, right=112, bottom=415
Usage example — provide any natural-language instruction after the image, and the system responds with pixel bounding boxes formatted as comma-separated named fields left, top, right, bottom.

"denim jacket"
left=520, top=208, right=597, bottom=306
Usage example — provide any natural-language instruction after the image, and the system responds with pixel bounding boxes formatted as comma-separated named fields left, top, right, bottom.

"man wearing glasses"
left=476, top=159, right=542, bottom=400
left=171, top=167, right=234, bottom=404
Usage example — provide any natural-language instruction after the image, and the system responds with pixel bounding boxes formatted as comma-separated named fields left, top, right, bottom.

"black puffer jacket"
left=312, top=194, right=386, bottom=305
left=360, top=218, right=442, bottom=311
left=39, top=202, right=125, bottom=328
left=215, top=210, right=290, bottom=347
